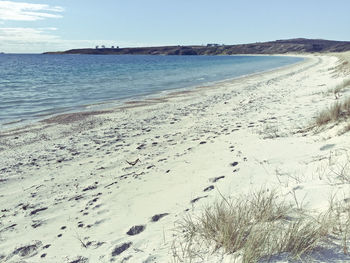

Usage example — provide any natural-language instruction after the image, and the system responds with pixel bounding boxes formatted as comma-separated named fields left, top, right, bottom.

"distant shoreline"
left=43, top=38, right=350, bottom=55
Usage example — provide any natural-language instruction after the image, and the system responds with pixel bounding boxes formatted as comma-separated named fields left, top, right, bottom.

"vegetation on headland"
left=44, top=38, right=350, bottom=55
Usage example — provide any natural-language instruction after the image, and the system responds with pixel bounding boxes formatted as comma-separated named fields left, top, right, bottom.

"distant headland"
left=43, top=38, right=350, bottom=55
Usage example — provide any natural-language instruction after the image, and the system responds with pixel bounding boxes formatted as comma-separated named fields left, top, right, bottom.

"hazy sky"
left=1, top=0, right=350, bottom=53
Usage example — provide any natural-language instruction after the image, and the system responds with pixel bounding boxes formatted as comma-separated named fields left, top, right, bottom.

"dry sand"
left=1, top=54, right=350, bottom=262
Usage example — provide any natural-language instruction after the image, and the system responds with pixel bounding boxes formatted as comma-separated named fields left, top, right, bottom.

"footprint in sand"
left=10, top=241, right=42, bottom=258
left=190, top=195, right=208, bottom=203
left=210, top=176, right=225, bottom=183
left=126, top=225, right=145, bottom=236
left=203, top=185, right=214, bottom=192
left=68, top=256, right=89, bottom=263
left=112, top=242, right=132, bottom=256
left=231, top=161, right=239, bottom=167
left=151, top=213, right=169, bottom=222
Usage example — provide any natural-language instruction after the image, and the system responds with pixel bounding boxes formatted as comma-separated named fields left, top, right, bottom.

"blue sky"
left=1, top=0, right=350, bottom=53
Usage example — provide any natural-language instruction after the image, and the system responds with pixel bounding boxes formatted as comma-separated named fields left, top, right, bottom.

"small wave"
left=1, top=118, right=25, bottom=126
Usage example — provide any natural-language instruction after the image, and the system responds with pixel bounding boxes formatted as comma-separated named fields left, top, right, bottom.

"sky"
left=1, top=0, right=350, bottom=53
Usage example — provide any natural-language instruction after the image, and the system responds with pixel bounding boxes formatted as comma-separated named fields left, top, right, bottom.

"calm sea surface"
left=0, top=54, right=302, bottom=128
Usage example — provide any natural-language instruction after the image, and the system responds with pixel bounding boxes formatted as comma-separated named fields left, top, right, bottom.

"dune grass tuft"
left=332, top=79, right=350, bottom=98
left=328, top=197, right=350, bottom=255
left=173, top=189, right=335, bottom=263
left=315, top=97, right=350, bottom=126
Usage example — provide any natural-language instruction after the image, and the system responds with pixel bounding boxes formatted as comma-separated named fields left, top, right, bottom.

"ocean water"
left=0, top=54, right=302, bottom=128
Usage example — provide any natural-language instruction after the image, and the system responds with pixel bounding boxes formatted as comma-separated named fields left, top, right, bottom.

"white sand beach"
left=1, top=53, right=350, bottom=262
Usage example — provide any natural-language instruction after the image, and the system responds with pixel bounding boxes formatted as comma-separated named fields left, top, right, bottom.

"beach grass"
left=328, top=196, right=350, bottom=255
left=173, top=189, right=337, bottom=263
left=315, top=78, right=350, bottom=127
left=331, top=79, right=350, bottom=98
left=315, top=96, right=350, bottom=126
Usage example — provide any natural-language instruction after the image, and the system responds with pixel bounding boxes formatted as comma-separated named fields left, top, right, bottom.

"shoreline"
left=1, top=53, right=350, bottom=262
left=0, top=55, right=305, bottom=134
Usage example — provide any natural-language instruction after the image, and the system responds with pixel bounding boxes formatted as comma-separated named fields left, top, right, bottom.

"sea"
left=0, top=54, right=303, bottom=129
